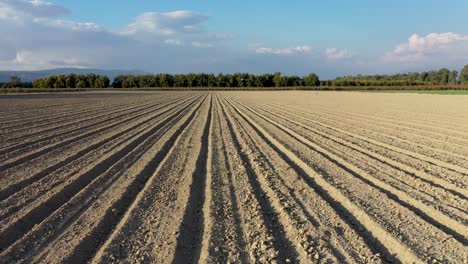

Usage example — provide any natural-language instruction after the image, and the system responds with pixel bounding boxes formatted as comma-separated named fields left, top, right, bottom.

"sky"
left=0, top=0, right=468, bottom=78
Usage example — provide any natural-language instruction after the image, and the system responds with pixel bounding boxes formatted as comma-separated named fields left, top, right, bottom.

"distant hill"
left=0, top=68, right=147, bottom=82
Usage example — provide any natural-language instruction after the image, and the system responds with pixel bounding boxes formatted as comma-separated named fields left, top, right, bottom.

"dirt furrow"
left=218, top=96, right=300, bottom=263
left=0, top=95, right=202, bottom=240
left=238, top=99, right=467, bottom=190
left=0, top=95, right=172, bottom=144
left=0, top=96, right=156, bottom=134
left=226, top=97, right=466, bottom=263
left=250, top=103, right=468, bottom=198
left=0, top=95, right=201, bottom=203
left=253, top=97, right=468, bottom=153
left=0, top=95, right=197, bottom=169
left=1, top=91, right=466, bottom=263
left=0, top=94, right=206, bottom=262
left=232, top=99, right=468, bottom=239
left=0, top=99, right=108, bottom=124
left=219, top=95, right=381, bottom=263
left=224, top=96, right=428, bottom=263
left=264, top=102, right=468, bottom=163
left=272, top=93, right=468, bottom=134
left=0, top=95, right=191, bottom=156
left=240, top=103, right=468, bottom=225
left=92, top=95, right=211, bottom=264
left=271, top=101, right=468, bottom=146
left=198, top=95, right=248, bottom=263
left=307, top=101, right=468, bottom=132
left=172, top=94, right=212, bottom=263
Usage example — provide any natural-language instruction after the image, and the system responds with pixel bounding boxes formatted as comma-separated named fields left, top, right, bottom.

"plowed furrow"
left=0, top=99, right=105, bottom=123
left=1, top=91, right=466, bottom=263
left=173, top=95, right=212, bottom=263
left=224, top=96, right=427, bottom=263
left=233, top=100, right=468, bottom=240
left=199, top=96, right=247, bottom=263
left=0, top=96, right=167, bottom=143
left=261, top=100, right=468, bottom=150
left=0, top=95, right=200, bottom=203
left=249, top=104, right=468, bottom=202
left=0, top=95, right=196, bottom=169
left=246, top=104, right=468, bottom=225
left=309, top=102, right=468, bottom=132
left=0, top=95, right=201, bottom=225
left=31, top=94, right=206, bottom=263
left=264, top=102, right=468, bottom=163
left=0, top=95, right=190, bottom=157
left=0, top=95, right=202, bottom=246
left=218, top=97, right=299, bottom=263
left=227, top=98, right=467, bottom=262
left=292, top=100, right=468, bottom=135
left=92, top=95, right=211, bottom=264
left=219, top=95, right=374, bottom=263
left=0, top=97, right=154, bottom=133
left=0, top=94, right=205, bottom=262
left=275, top=102, right=468, bottom=145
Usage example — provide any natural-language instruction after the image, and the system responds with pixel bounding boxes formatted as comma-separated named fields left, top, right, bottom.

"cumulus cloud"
left=384, top=32, right=468, bottom=63
left=2, top=1, right=464, bottom=77
left=164, top=39, right=182, bottom=46
left=3, top=50, right=91, bottom=70
left=325, top=48, right=353, bottom=59
left=33, top=18, right=102, bottom=31
left=191, top=41, right=213, bottom=48
left=0, top=1, right=235, bottom=71
left=122, top=11, right=208, bottom=35
left=255, top=45, right=312, bottom=55
left=0, top=0, right=69, bottom=19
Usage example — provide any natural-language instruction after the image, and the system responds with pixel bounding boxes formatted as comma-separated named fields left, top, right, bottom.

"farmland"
left=0, top=91, right=467, bottom=263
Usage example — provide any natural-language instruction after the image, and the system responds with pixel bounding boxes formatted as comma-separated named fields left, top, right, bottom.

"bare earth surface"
left=0, top=91, right=467, bottom=264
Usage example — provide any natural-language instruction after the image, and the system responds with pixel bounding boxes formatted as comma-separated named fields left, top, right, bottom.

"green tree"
left=216, top=73, right=228, bottom=87
left=174, top=74, right=187, bottom=87
left=122, top=75, right=138, bottom=88
left=32, top=78, right=43, bottom=88
left=55, top=75, right=66, bottom=88
left=95, top=76, right=110, bottom=88
left=460, top=65, right=468, bottom=84
left=448, top=71, right=458, bottom=84
left=44, top=76, right=57, bottom=88
left=66, top=74, right=76, bottom=88
left=76, top=75, right=86, bottom=88
left=112, top=75, right=125, bottom=88
left=273, top=72, right=282, bottom=87
left=303, top=73, right=320, bottom=86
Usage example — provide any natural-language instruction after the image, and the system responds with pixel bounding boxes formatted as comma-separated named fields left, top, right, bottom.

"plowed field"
left=0, top=91, right=467, bottom=264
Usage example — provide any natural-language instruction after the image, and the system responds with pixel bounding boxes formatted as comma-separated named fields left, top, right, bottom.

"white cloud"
left=325, top=48, right=353, bottom=59
left=34, top=18, right=102, bottom=31
left=255, top=45, right=312, bottom=55
left=384, top=32, right=468, bottom=63
left=121, top=11, right=208, bottom=35
left=191, top=41, right=213, bottom=48
left=4, top=50, right=89, bottom=70
left=2, top=1, right=464, bottom=77
left=0, top=0, right=69, bottom=19
left=0, top=1, right=235, bottom=71
left=164, top=39, right=182, bottom=46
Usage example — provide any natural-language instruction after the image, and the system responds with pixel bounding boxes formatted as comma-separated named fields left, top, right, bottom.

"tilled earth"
left=0, top=91, right=466, bottom=264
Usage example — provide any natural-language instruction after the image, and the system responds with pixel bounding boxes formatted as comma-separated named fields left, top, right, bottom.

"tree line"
left=31, top=74, right=110, bottom=88
left=5, top=64, right=468, bottom=89
left=111, top=73, right=320, bottom=88
left=1, top=76, right=32, bottom=88
left=326, top=67, right=467, bottom=86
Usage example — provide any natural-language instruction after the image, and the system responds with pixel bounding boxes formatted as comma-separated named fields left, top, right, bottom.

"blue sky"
left=1, top=0, right=468, bottom=78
